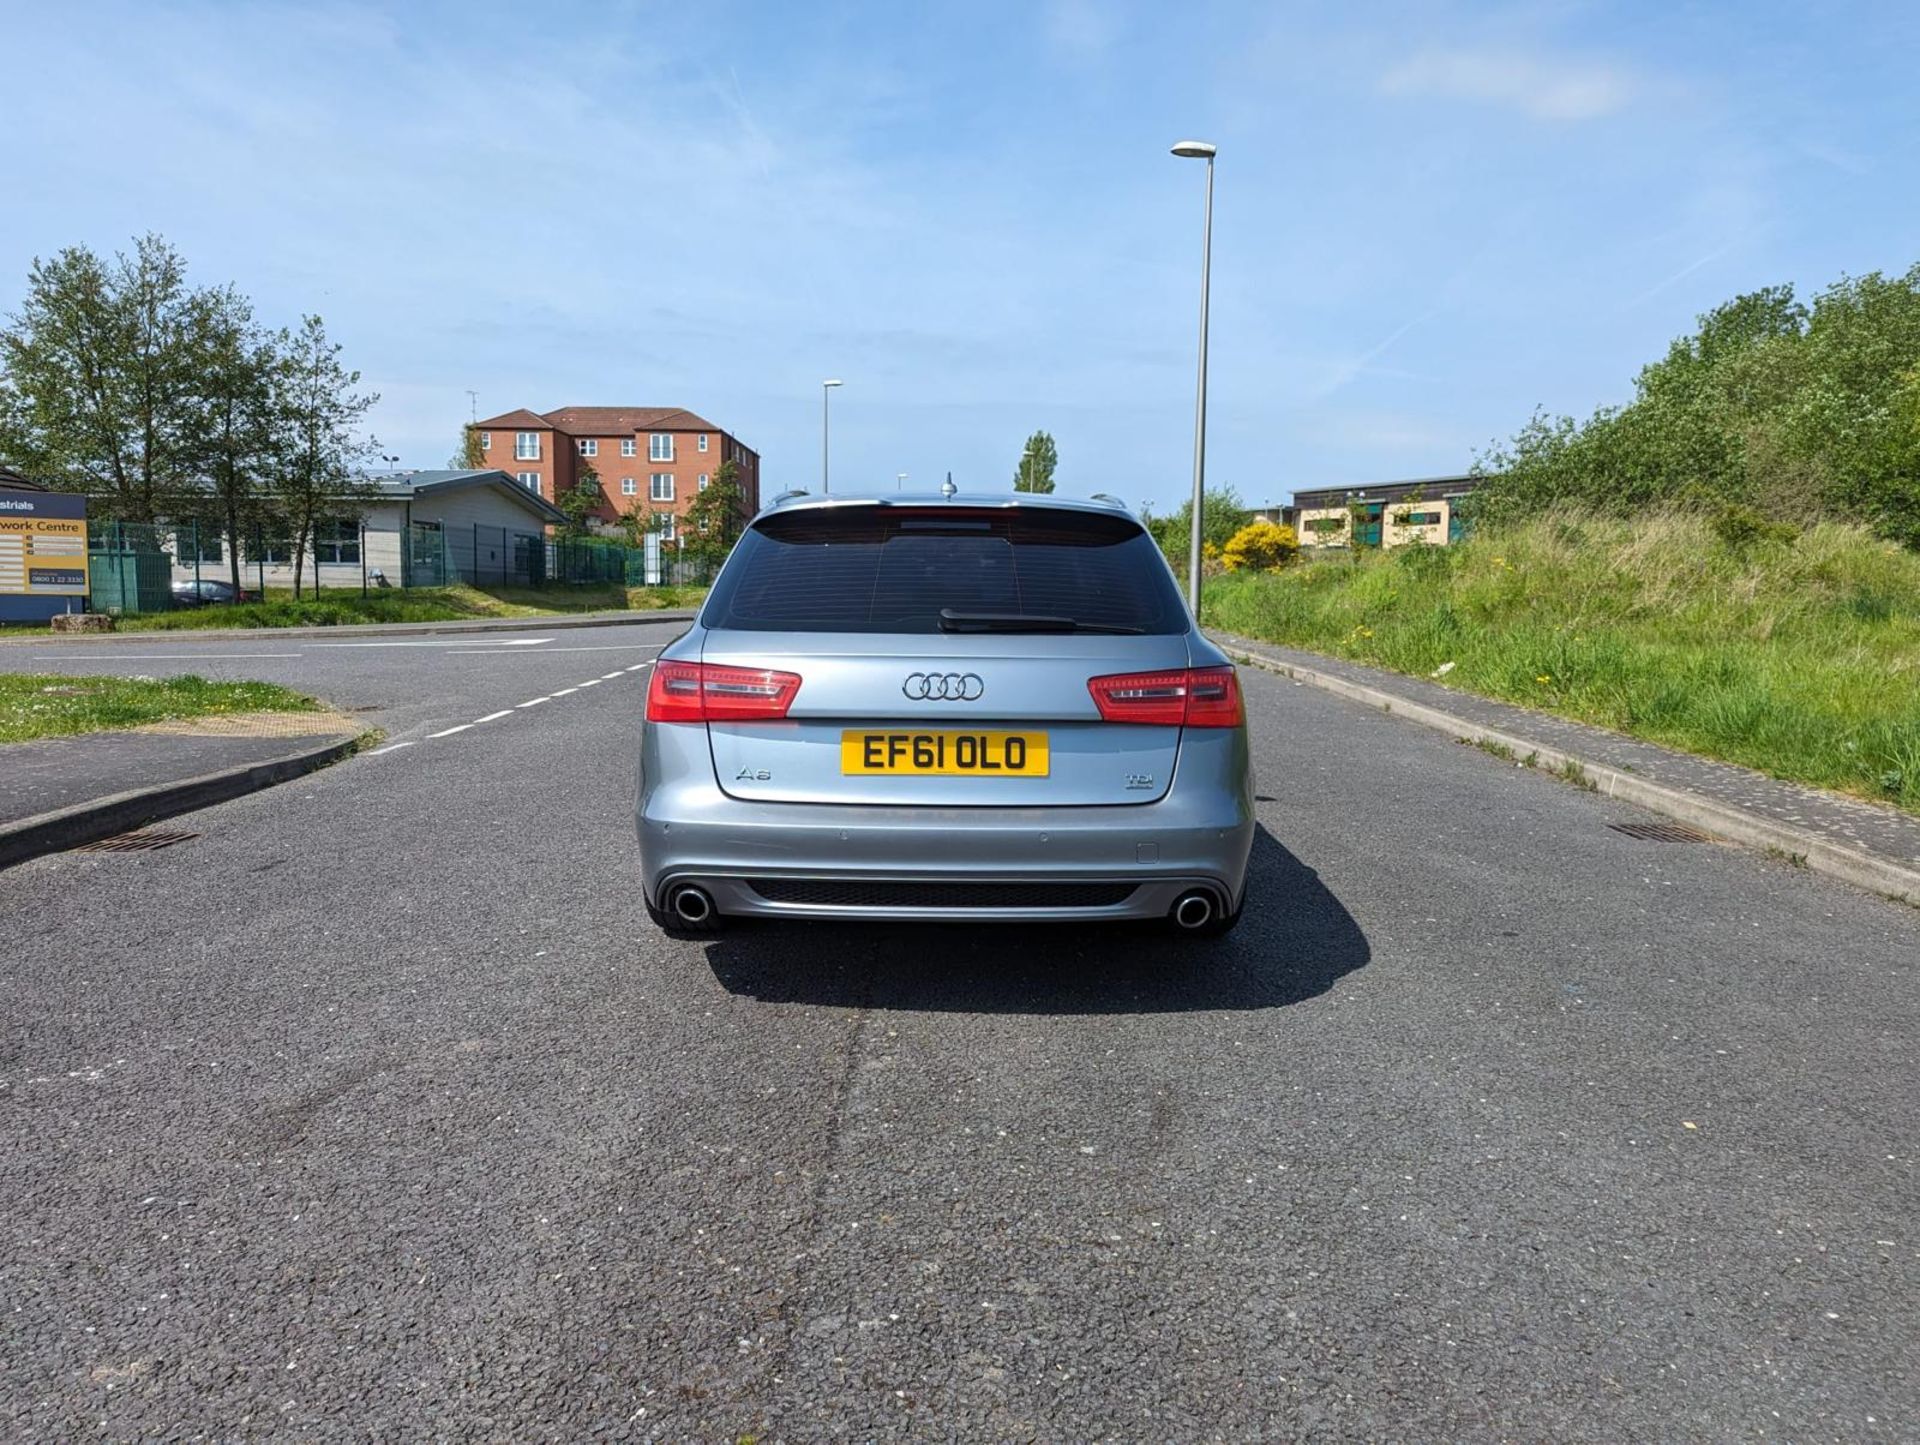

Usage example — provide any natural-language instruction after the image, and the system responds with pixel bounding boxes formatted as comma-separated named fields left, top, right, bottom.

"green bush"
left=1710, top=504, right=1798, bottom=551
left=1473, top=267, right=1920, bottom=547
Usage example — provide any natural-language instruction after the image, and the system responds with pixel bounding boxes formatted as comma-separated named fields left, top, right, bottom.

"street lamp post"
left=821, top=379, right=843, bottom=493
left=897, top=472, right=907, bottom=491
left=1171, top=139, right=1216, bottom=617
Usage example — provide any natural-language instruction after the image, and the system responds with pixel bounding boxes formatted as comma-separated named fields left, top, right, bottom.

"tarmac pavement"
left=2, top=624, right=1916, bottom=1438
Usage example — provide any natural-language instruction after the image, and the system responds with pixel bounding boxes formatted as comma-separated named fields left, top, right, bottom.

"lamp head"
left=1170, top=140, right=1217, bottom=159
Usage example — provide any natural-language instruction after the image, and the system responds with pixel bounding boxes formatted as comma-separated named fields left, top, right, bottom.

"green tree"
left=185, top=287, right=281, bottom=593
left=558, top=460, right=604, bottom=538
left=1146, top=486, right=1252, bottom=564
left=450, top=425, right=486, bottom=469
left=1013, top=430, right=1058, bottom=493
left=0, top=235, right=213, bottom=520
left=1474, top=265, right=1920, bottom=546
left=268, top=315, right=378, bottom=598
left=682, top=459, right=749, bottom=565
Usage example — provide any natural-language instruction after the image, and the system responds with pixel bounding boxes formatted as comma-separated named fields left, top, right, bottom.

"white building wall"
left=166, top=503, right=409, bottom=590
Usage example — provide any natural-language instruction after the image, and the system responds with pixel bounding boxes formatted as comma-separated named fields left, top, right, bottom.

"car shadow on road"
left=701, top=825, right=1368, bottom=1014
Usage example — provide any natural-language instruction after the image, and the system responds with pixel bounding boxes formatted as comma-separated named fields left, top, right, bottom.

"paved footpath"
left=1, top=722, right=358, bottom=830
left=1214, top=631, right=1920, bottom=879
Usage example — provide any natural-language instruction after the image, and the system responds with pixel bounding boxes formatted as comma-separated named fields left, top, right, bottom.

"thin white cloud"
left=1628, top=243, right=1735, bottom=307
left=1795, top=140, right=1870, bottom=176
left=1380, top=48, right=1637, bottom=121
left=1043, top=0, right=1121, bottom=61
left=1306, top=306, right=1442, bottom=401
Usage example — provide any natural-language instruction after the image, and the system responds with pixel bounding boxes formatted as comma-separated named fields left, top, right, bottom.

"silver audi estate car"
left=636, top=489, right=1254, bottom=935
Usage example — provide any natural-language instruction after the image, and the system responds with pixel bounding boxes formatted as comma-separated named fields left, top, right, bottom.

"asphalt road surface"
left=4, top=623, right=1917, bottom=1439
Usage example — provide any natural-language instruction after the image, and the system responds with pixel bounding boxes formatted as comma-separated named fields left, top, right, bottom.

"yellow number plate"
left=841, top=730, right=1050, bottom=776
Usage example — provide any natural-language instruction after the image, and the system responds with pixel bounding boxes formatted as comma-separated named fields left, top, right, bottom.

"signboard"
left=0, top=491, right=89, bottom=622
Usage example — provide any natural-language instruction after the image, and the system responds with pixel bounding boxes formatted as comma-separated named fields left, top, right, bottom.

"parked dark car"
left=170, top=579, right=261, bottom=607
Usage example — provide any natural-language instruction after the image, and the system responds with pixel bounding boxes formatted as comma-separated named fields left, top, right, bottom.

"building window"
left=314, top=518, right=361, bottom=565
left=515, top=431, right=540, bottom=460
left=698, top=434, right=709, bottom=453
left=479, top=432, right=491, bottom=452
left=518, top=472, right=541, bottom=494
left=253, top=534, right=294, bottom=565
left=698, top=474, right=709, bottom=491
left=578, top=438, right=597, bottom=457
left=620, top=477, right=637, bottom=496
left=650, top=473, right=675, bottom=502
left=649, top=433, right=674, bottom=462
left=1399, top=510, right=1442, bottom=526
left=174, top=526, right=223, bottom=564
left=660, top=513, right=677, bottom=542
left=621, top=438, right=636, bottom=457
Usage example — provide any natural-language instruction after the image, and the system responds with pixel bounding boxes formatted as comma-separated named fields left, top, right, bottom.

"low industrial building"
left=166, top=469, right=568, bottom=591
left=1286, top=474, right=1483, bottom=549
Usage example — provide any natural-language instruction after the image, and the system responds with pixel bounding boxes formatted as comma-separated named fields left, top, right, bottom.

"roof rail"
left=1088, top=492, right=1128, bottom=509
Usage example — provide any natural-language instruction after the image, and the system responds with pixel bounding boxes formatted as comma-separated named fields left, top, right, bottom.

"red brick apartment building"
left=468, top=407, right=761, bottom=540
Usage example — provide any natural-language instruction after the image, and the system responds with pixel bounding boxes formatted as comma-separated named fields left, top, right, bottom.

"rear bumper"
left=637, top=725, right=1254, bottom=923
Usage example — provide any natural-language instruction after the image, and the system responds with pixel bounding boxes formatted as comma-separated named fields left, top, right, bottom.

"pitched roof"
left=0, top=464, right=48, bottom=491
left=471, top=408, right=552, bottom=430
left=361, top=469, right=567, bottom=522
left=539, top=406, right=719, bottom=435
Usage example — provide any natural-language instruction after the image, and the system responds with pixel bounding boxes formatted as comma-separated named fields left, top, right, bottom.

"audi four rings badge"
left=902, top=672, right=985, bottom=701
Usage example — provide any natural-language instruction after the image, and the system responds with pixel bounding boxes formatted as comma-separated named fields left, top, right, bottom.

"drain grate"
left=1609, top=821, right=1715, bottom=844
left=70, top=829, right=200, bottom=854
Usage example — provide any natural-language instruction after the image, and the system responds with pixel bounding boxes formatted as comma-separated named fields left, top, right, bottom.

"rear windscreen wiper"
left=938, top=609, right=1144, bottom=635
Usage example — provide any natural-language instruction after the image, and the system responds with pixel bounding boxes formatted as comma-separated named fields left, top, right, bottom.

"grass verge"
left=1204, top=508, right=1920, bottom=815
left=88, top=582, right=707, bottom=631
left=0, top=673, right=321, bottom=744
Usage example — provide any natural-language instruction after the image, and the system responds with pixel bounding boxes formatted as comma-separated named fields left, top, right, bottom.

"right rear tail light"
left=647, top=661, right=802, bottom=722
left=1087, top=665, right=1243, bottom=728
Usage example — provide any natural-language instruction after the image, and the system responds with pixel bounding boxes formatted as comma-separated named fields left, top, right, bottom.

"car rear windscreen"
left=701, top=506, right=1189, bottom=634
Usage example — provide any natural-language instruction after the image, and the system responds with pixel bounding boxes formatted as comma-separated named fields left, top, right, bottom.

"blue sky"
left=9, top=0, right=1917, bottom=509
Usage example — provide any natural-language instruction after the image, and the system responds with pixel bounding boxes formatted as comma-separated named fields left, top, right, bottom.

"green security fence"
left=88, top=523, right=176, bottom=614
left=80, top=518, right=722, bottom=614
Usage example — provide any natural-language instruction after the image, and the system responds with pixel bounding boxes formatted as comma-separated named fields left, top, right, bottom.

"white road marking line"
left=30, top=652, right=302, bottom=661
left=551, top=687, right=579, bottom=696
left=429, top=724, right=475, bottom=737
left=626, top=663, right=649, bottom=671
left=600, top=671, right=626, bottom=679
left=366, top=741, right=418, bottom=755
left=442, top=644, right=662, bottom=655
left=516, top=697, right=551, bottom=708
left=474, top=710, right=513, bottom=723
left=316, top=637, right=554, bottom=649
left=578, top=679, right=602, bottom=687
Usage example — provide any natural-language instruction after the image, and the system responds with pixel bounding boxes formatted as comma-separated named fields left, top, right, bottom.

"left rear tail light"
left=1087, top=665, right=1243, bottom=728
left=646, top=660, right=802, bottom=722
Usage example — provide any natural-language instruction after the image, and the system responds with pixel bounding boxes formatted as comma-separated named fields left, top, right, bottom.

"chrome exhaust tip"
left=1171, top=891, right=1215, bottom=931
left=670, top=884, right=715, bottom=926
